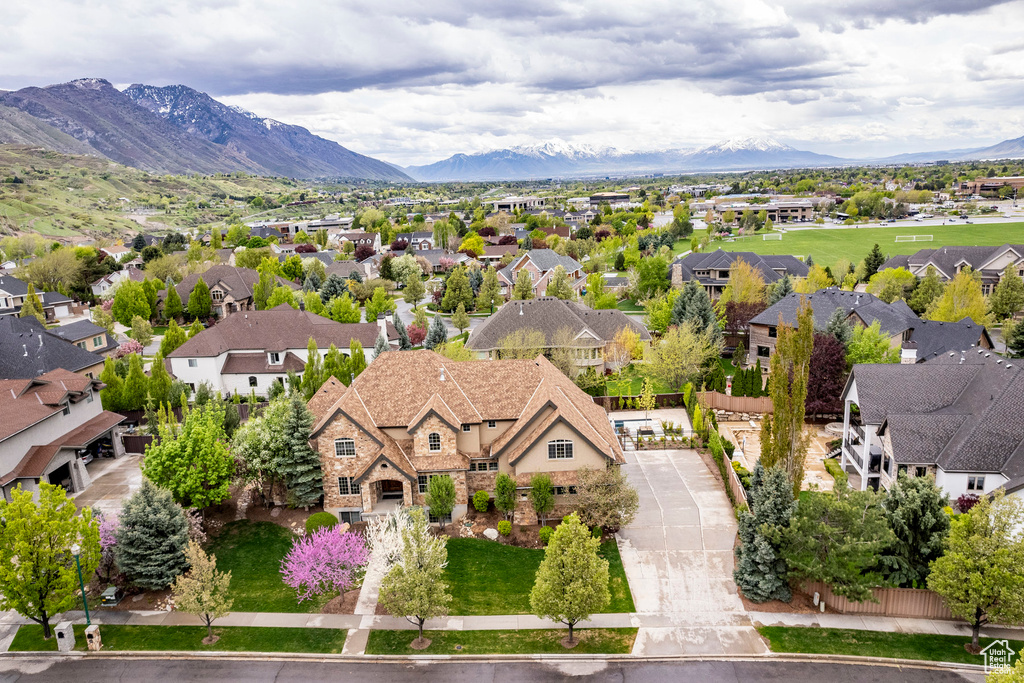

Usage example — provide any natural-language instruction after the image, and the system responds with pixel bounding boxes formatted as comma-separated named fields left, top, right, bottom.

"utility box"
left=55, top=621, right=75, bottom=652
left=101, top=586, right=121, bottom=606
left=85, top=625, right=101, bottom=651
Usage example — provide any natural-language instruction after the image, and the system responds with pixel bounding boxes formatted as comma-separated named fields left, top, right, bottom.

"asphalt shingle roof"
left=0, top=317, right=103, bottom=379
left=671, top=250, right=809, bottom=284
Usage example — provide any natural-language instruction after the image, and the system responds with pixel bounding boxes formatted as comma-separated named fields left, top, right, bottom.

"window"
left=768, top=326, right=777, bottom=338
left=967, top=476, right=986, bottom=491
left=334, top=438, right=356, bottom=458
left=269, top=352, right=281, bottom=365
left=487, top=420, right=496, bottom=429
left=548, top=439, right=574, bottom=460
left=915, top=466, right=927, bottom=478
left=188, top=359, right=198, bottom=368
left=212, top=290, right=224, bottom=301
left=338, top=477, right=361, bottom=496
left=86, top=390, right=94, bottom=404
left=469, top=461, right=498, bottom=472
left=757, top=346, right=770, bottom=358
left=428, top=511, right=452, bottom=525
left=428, top=432, right=441, bottom=452
left=462, top=423, right=471, bottom=433
left=61, top=402, right=70, bottom=416
left=339, top=510, right=362, bottom=524
left=418, top=474, right=432, bottom=494
left=77, top=341, right=87, bottom=350
left=93, top=336, right=103, bottom=346
left=248, top=376, right=258, bottom=387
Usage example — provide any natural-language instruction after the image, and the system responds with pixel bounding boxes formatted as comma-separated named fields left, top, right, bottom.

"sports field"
left=715, top=221, right=1024, bottom=270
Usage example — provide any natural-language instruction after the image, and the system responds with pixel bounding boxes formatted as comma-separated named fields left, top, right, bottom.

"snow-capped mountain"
left=403, top=136, right=841, bottom=181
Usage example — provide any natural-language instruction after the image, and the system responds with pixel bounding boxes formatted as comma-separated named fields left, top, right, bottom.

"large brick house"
left=307, top=350, right=624, bottom=524
left=170, top=265, right=298, bottom=319
left=496, top=249, right=585, bottom=298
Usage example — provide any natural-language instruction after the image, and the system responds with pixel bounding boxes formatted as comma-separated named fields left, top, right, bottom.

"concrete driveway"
left=616, top=448, right=767, bottom=655
left=73, top=454, right=144, bottom=516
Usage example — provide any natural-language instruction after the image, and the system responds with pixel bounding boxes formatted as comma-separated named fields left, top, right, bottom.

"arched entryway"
left=378, top=479, right=404, bottom=501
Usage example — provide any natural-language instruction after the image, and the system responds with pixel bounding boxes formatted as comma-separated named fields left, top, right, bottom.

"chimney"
left=900, top=341, right=917, bottom=365
left=377, top=312, right=387, bottom=339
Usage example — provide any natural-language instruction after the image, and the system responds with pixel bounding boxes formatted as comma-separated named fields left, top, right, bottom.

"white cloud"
left=0, top=0, right=1022, bottom=165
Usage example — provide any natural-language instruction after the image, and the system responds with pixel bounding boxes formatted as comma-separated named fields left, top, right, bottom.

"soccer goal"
left=763, top=233, right=782, bottom=241
left=894, top=235, right=934, bottom=243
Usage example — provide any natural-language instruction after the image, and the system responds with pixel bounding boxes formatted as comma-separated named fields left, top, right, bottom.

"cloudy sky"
left=3, top=0, right=1024, bottom=166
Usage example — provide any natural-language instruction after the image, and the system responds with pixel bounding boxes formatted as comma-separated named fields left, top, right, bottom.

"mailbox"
left=85, top=625, right=101, bottom=651
left=55, top=621, right=74, bottom=652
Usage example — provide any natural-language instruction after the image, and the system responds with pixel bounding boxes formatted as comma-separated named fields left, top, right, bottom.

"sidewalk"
left=750, top=610, right=1024, bottom=641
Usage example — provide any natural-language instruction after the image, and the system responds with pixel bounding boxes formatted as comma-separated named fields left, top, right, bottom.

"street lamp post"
left=70, top=544, right=90, bottom=626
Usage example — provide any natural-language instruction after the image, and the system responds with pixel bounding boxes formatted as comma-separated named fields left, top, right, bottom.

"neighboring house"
left=329, top=231, right=381, bottom=253
left=170, top=265, right=299, bottom=319
left=0, top=316, right=105, bottom=379
left=496, top=250, right=585, bottom=297
left=90, top=266, right=145, bottom=297
left=749, top=288, right=992, bottom=366
left=840, top=350, right=1024, bottom=498
left=248, top=224, right=284, bottom=241
left=99, top=245, right=133, bottom=263
left=882, top=244, right=1024, bottom=295
left=466, top=297, right=651, bottom=372
left=395, top=232, right=435, bottom=251
left=478, top=245, right=519, bottom=265
left=565, top=209, right=597, bottom=224
left=325, top=260, right=369, bottom=280
left=0, top=369, right=124, bottom=500
left=166, top=304, right=399, bottom=396
left=670, top=249, right=809, bottom=297
left=47, top=320, right=119, bottom=356
left=307, top=350, right=625, bottom=524
left=278, top=251, right=340, bottom=268
left=0, top=274, right=74, bottom=321
left=416, top=249, right=474, bottom=274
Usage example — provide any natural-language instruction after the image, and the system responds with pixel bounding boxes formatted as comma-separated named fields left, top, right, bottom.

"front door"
left=379, top=480, right=404, bottom=500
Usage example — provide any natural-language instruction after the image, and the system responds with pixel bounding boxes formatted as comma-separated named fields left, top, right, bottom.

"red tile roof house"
left=0, top=369, right=124, bottom=501
left=167, top=304, right=399, bottom=397
left=306, top=350, right=624, bottom=525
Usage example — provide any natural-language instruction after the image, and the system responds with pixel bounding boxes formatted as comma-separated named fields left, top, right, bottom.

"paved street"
left=0, top=656, right=984, bottom=682
left=616, top=448, right=765, bottom=656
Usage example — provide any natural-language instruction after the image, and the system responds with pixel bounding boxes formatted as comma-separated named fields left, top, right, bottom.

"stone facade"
left=314, top=412, right=386, bottom=512
left=412, top=415, right=457, bottom=458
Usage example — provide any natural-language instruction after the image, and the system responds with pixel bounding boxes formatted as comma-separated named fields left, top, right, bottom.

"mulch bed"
left=740, top=588, right=838, bottom=614
left=321, top=589, right=360, bottom=615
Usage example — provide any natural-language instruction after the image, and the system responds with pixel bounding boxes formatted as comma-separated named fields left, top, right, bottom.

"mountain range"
left=402, top=135, right=1024, bottom=181
left=0, top=79, right=409, bottom=181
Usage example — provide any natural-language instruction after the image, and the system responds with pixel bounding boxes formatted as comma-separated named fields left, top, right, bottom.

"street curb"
left=0, top=649, right=987, bottom=673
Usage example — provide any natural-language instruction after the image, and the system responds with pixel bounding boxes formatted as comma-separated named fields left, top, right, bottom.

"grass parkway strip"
left=365, top=628, right=638, bottom=655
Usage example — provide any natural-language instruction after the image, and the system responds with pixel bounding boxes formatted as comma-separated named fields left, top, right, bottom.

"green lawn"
left=616, top=299, right=645, bottom=312
left=605, top=365, right=673, bottom=396
left=715, top=221, right=1024, bottom=271
left=10, top=624, right=346, bottom=654
left=207, top=520, right=334, bottom=613
left=758, top=626, right=1023, bottom=666
left=444, top=538, right=634, bottom=615
left=151, top=326, right=169, bottom=336
left=366, top=628, right=637, bottom=655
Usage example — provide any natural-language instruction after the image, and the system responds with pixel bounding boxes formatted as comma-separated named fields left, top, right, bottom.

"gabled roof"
left=0, top=274, right=29, bottom=297
left=0, top=317, right=103, bottom=379
left=466, top=297, right=650, bottom=351
left=881, top=245, right=1024, bottom=278
left=167, top=307, right=397, bottom=359
left=672, top=250, right=809, bottom=284
left=0, top=368, right=105, bottom=442
left=751, top=288, right=909, bottom=333
left=172, top=265, right=298, bottom=305
left=507, top=249, right=583, bottom=274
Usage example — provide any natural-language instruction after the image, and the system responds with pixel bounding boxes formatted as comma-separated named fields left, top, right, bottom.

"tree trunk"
left=972, top=607, right=984, bottom=649
left=206, top=616, right=213, bottom=641
left=418, top=618, right=424, bottom=641
left=41, top=612, right=51, bottom=639
left=567, top=621, right=575, bottom=644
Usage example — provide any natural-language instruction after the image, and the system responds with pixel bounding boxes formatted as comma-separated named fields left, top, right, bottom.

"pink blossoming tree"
left=97, top=512, right=120, bottom=582
left=280, top=528, right=368, bottom=602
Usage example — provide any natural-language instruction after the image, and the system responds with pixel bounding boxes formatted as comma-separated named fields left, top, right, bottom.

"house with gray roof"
left=496, top=250, right=584, bottom=298
left=0, top=317, right=106, bottom=380
left=841, top=349, right=1024, bottom=500
left=466, top=297, right=650, bottom=373
left=881, top=244, right=1024, bottom=295
left=395, top=231, right=435, bottom=251
left=47, top=320, right=119, bottom=356
left=670, top=249, right=809, bottom=298
left=748, top=288, right=992, bottom=366
left=0, top=274, right=74, bottom=322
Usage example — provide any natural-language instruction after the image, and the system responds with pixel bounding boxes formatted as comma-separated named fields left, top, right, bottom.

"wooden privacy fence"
left=120, top=434, right=154, bottom=454
left=802, top=581, right=954, bottom=620
left=697, top=391, right=772, bottom=415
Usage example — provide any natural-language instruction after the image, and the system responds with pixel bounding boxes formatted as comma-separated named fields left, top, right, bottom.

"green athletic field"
left=714, top=221, right=1024, bottom=269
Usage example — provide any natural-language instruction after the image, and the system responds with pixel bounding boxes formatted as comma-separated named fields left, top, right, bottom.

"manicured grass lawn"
left=366, top=628, right=637, bottom=655
left=716, top=221, right=1024, bottom=271
left=605, top=365, right=673, bottom=397
left=616, top=299, right=645, bottom=312
left=758, top=626, right=1023, bottom=666
left=10, top=624, right=346, bottom=653
left=444, top=537, right=634, bottom=615
left=151, top=326, right=169, bottom=336
left=207, top=520, right=334, bottom=613
left=718, top=357, right=738, bottom=376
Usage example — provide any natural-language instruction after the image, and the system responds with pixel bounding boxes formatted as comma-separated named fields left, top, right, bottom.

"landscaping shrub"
left=497, top=520, right=511, bottom=537
left=723, top=439, right=735, bottom=458
left=305, top=512, right=338, bottom=534
left=707, top=429, right=738, bottom=507
left=592, top=526, right=602, bottom=539
left=538, top=526, right=554, bottom=545
left=823, top=458, right=847, bottom=486
left=473, top=490, right=490, bottom=513
left=732, top=460, right=752, bottom=490
left=956, top=493, right=980, bottom=513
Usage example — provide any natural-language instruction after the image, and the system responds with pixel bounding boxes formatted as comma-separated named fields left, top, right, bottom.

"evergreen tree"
left=253, top=260, right=277, bottom=310
left=477, top=266, right=503, bottom=312
left=825, top=307, right=853, bottom=347
left=751, top=359, right=764, bottom=396
left=187, top=318, right=204, bottom=338
left=907, top=265, right=943, bottom=315
left=160, top=319, right=187, bottom=356
left=142, top=278, right=159, bottom=317
left=187, top=278, right=212, bottom=319
left=374, top=331, right=390, bottom=357
left=863, top=243, right=886, bottom=281
left=163, top=279, right=183, bottom=320
left=529, top=512, right=610, bottom=644
left=121, top=353, right=150, bottom=411
left=349, top=268, right=363, bottom=284
left=148, top=352, right=173, bottom=405
left=349, top=340, right=367, bottom=378
left=303, top=271, right=322, bottom=293
left=19, top=283, right=45, bottom=324
left=732, top=365, right=747, bottom=397
left=425, top=314, right=448, bottom=350
left=768, top=274, right=793, bottom=305
left=1006, top=319, right=1024, bottom=359
left=877, top=472, right=950, bottom=588
left=132, top=234, right=147, bottom=251
left=670, top=280, right=720, bottom=342
left=733, top=463, right=796, bottom=602
left=393, top=312, right=412, bottom=350
left=276, top=395, right=324, bottom=508
left=468, top=267, right=483, bottom=295
left=98, top=357, right=124, bottom=411
left=804, top=253, right=814, bottom=267
left=990, top=265, right=1024, bottom=320
left=115, top=480, right=190, bottom=590
left=300, top=338, right=323, bottom=400
left=319, top=274, right=349, bottom=301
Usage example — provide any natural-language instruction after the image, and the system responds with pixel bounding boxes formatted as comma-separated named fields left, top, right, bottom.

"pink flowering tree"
left=438, top=257, right=455, bottom=272
left=112, top=339, right=144, bottom=359
left=281, top=528, right=368, bottom=602
left=97, top=511, right=120, bottom=583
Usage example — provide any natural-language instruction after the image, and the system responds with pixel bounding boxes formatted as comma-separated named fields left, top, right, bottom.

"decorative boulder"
left=483, top=527, right=499, bottom=541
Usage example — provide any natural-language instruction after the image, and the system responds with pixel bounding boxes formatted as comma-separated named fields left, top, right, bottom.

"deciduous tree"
left=494, top=472, right=517, bottom=521
left=530, top=473, right=555, bottom=526
left=327, top=293, right=361, bottom=323
left=172, top=541, right=233, bottom=643
left=990, top=265, right=1024, bottom=320
left=451, top=303, right=470, bottom=334
left=908, top=265, right=943, bottom=315
left=926, top=268, right=991, bottom=325
left=575, top=466, right=639, bottom=531
left=112, top=280, right=151, bottom=325
left=846, top=320, right=900, bottom=365
left=644, top=320, right=720, bottom=392
left=497, top=328, right=546, bottom=360
left=281, top=528, right=367, bottom=602
left=805, top=332, right=847, bottom=416
left=142, top=403, right=233, bottom=509
left=512, top=268, right=534, bottom=300
left=425, top=474, right=456, bottom=528
left=476, top=266, right=503, bottom=312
